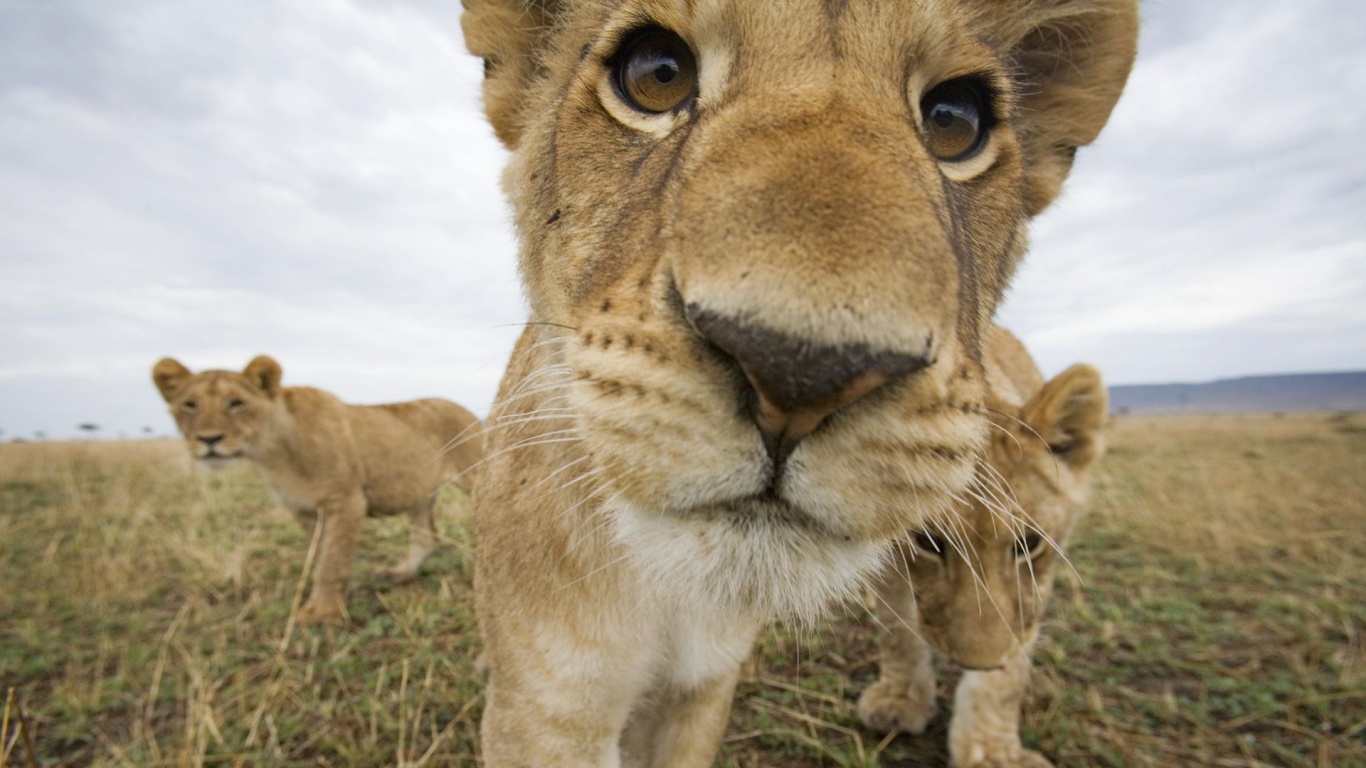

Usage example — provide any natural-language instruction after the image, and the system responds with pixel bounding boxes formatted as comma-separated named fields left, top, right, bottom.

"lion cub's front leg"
left=949, top=646, right=1050, bottom=768
left=858, top=552, right=938, bottom=734
left=295, top=492, right=367, bottom=625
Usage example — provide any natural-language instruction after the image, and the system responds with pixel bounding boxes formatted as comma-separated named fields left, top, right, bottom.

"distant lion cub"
left=152, top=355, right=483, bottom=624
left=858, top=329, right=1107, bottom=768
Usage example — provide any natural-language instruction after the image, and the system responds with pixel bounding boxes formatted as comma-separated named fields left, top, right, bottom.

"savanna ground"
left=2, top=413, right=1363, bottom=767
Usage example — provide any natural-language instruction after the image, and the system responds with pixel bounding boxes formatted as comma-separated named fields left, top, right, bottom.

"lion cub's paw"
left=954, top=744, right=1053, bottom=768
left=296, top=597, right=347, bottom=625
left=857, top=679, right=937, bottom=735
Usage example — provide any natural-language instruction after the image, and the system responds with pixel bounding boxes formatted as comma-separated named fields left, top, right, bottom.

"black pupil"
left=932, top=104, right=959, bottom=128
left=654, top=62, right=677, bottom=84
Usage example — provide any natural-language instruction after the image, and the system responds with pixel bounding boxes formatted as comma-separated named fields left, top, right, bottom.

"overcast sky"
left=2, top=1, right=1363, bottom=440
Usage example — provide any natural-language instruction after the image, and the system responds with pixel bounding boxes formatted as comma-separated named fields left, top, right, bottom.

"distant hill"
left=1108, top=372, right=1366, bottom=414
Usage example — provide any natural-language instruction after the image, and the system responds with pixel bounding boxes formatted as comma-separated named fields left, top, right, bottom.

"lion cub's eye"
left=912, top=531, right=946, bottom=557
left=612, top=27, right=698, bottom=114
left=920, top=79, right=989, bottom=162
left=1015, top=531, right=1046, bottom=560
left=181, top=400, right=198, bottom=414
left=226, top=398, right=246, bottom=413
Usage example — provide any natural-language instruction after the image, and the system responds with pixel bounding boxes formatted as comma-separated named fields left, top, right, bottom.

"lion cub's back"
left=347, top=398, right=483, bottom=509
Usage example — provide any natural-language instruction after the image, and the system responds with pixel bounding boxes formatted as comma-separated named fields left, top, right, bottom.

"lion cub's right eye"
left=920, top=78, right=991, bottom=162
left=181, top=400, right=198, bottom=414
left=226, top=398, right=246, bottom=413
left=611, top=27, right=698, bottom=114
left=912, top=531, right=946, bottom=557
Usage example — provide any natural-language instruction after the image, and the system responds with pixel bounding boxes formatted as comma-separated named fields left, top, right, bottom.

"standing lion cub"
left=859, top=328, right=1107, bottom=767
left=152, top=355, right=483, bottom=624
left=461, top=0, right=1136, bottom=764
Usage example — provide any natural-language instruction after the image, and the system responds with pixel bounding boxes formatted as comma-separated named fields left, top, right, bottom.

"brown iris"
left=614, top=28, right=698, bottom=114
left=921, top=80, right=988, bottom=162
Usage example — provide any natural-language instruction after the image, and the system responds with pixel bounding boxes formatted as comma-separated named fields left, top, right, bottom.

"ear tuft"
left=461, top=0, right=560, bottom=149
left=966, top=0, right=1140, bottom=216
left=243, top=356, right=283, bottom=397
left=1022, top=363, right=1108, bottom=470
left=152, top=358, right=192, bottom=402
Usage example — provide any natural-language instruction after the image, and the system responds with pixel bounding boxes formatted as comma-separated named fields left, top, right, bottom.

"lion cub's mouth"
left=196, top=452, right=243, bottom=468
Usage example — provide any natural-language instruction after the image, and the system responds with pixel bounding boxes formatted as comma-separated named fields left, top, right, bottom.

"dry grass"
left=2, top=414, right=1363, bottom=767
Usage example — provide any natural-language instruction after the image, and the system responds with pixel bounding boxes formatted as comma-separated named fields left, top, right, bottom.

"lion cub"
left=152, top=355, right=483, bottom=624
left=858, top=330, right=1107, bottom=768
left=461, top=0, right=1135, bottom=762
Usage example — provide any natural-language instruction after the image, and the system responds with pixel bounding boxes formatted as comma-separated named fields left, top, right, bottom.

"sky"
left=1, top=1, right=1363, bottom=440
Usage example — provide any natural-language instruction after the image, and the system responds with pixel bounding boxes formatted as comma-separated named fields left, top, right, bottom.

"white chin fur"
left=610, top=499, right=885, bottom=624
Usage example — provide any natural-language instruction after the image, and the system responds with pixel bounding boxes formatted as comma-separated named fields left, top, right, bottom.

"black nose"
left=687, top=305, right=932, bottom=465
left=197, top=433, right=224, bottom=447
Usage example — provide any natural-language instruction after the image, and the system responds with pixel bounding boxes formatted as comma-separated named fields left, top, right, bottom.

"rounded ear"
left=152, top=358, right=192, bottom=402
left=1021, top=363, right=1108, bottom=470
left=461, top=0, right=561, bottom=149
left=243, top=355, right=283, bottom=397
left=965, top=0, right=1140, bottom=216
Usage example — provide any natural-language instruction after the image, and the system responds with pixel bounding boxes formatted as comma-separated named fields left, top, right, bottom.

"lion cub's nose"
left=197, top=433, right=224, bottom=447
left=687, top=306, right=931, bottom=465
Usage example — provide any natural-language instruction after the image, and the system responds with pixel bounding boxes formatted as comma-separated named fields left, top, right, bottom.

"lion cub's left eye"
left=920, top=79, right=990, bottom=162
left=912, top=531, right=946, bottom=557
left=226, top=399, right=246, bottom=413
left=1015, top=531, right=1046, bottom=560
left=612, top=27, right=698, bottom=114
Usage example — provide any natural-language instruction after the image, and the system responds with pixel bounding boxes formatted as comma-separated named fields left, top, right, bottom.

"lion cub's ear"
left=1021, top=364, right=1108, bottom=471
left=152, top=358, right=192, bottom=402
left=965, top=0, right=1139, bottom=216
left=243, top=355, right=283, bottom=398
left=461, top=0, right=561, bottom=149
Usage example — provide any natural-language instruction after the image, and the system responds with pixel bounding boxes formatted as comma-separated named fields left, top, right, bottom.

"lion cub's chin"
left=195, top=455, right=242, bottom=471
left=610, top=498, right=886, bottom=623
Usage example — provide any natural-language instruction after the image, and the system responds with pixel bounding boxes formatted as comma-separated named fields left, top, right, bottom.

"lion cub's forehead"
left=595, top=0, right=1000, bottom=82
left=181, top=371, right=257, bottom=401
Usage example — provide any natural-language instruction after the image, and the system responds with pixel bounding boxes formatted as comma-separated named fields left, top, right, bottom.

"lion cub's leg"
left=620, top=669, right=743, bottom=768
left=948, top=642, right=1050, bottom=768
left=296, top=492, right=367, bottom=625
left=379, top=494, right=438, bottom=583
left=858, top=545, right=938, bottom=735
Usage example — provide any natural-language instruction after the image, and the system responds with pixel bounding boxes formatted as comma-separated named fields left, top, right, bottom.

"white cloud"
left=0, top=0, right=522, bottom=438
left=999, top=0, right=1366, bottom=384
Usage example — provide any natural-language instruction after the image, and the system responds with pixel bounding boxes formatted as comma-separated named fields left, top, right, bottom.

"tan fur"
left=152, top=356, right=483, bottom=624
left=461, top=1, right=1136, bottom=764
left=858, top=328, right=1108, bottom=767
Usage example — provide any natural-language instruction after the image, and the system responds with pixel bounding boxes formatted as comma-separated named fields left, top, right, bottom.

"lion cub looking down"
left=152, top=356, right=483, bottom=624
left=858, top=329, right=1107, bottom=768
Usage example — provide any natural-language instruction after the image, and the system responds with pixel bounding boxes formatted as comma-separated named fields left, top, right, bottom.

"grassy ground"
left=2, top=413, right=1363, bottom=767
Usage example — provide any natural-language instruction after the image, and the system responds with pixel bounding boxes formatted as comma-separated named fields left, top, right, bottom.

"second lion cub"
left=858, top=328, right=1108, bottom=767
left=153, top=355, right=484, bottom=624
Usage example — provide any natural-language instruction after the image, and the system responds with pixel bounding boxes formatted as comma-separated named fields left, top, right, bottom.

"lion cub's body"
left=859, top=328, right=1108, bottom=767
left=153, top=356, right=483, bottom=624
left=461, top=0, right=1136, bottom=764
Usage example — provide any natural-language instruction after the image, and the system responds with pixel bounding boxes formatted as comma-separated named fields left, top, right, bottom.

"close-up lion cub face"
left=152, top=356, right=280, bottom=469
left=465, top=0, right=1136, bottom=618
